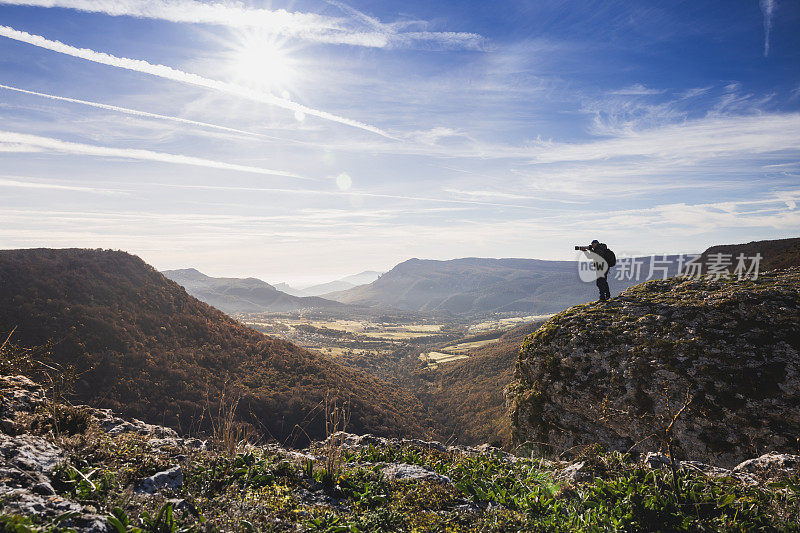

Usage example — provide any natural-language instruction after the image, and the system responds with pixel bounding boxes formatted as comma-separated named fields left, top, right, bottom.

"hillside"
left=509, top=267, right=800, bottom=468
left=0, top=249, right=430, bottom=445
left=327, top=256, right=684, bottom=316
left=693, top=237, right=800, bottom=272
left=413, top=321, right=545, bottom=447
left=162, top=268, right=349, bottom=314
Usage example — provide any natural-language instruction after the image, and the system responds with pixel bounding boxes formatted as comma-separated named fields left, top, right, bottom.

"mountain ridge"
left=162, top=267, right=350, bottom=315
left=325, top=256, right=684, bottom=316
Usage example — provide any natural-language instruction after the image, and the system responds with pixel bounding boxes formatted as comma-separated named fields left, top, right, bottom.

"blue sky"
left=1, top=0, right=798, bottom=285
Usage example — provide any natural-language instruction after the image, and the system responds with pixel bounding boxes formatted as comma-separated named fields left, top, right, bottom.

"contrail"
left=0, top=0, right=484, bottom=50
left=0, top=25, right=394, bottom=138
left=0, top=83, right=276, bottom=139
left=0, top=130, right=311, bottom=179
left=760, top=0, right=775, bottom=57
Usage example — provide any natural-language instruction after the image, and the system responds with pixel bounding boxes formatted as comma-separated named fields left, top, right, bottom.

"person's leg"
left=597, top=275, right=610, bottom=300
left=596, top=277, right=607, bottom=301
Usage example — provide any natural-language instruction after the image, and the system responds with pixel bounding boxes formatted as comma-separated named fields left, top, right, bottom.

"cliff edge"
left=509, top=268, right=800, bottom=468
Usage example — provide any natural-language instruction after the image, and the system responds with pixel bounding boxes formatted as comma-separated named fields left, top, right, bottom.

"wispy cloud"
left=0, top=83, right=276, bottom=139
left=760, top=0, right=775, bottom=57
left=0, top=25, right=393, bottom=137
left=679, top=86, right=713, bottom=99
left=528, top=112, right=800, bottom=164
left=0, top=0, right=484, bottom=50
left=0, top=130, right=310, bottom=178
left=154, top=183, right=536, bottom=209
left=607, top=83, right=664, bottom=96
left=0, top=175, right=126, bottom=195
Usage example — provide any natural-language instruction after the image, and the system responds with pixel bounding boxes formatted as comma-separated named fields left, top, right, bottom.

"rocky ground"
left=509, top=267, right=800, bottom=468
left=1, top=374, right=799, bottom=531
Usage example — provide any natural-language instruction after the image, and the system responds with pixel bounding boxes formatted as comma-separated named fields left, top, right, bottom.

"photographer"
left=577, top=240, right=615, bottom=302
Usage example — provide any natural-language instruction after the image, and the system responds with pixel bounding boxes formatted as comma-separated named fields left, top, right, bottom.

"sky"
left=1, top=0, right=799, bottom=285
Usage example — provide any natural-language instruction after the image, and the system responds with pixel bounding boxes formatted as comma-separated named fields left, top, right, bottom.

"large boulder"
left=509, top=268, right=800, bottom=468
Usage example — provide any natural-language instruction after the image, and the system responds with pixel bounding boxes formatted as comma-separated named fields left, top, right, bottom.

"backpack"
left=604, top=248, right=617, bottom=267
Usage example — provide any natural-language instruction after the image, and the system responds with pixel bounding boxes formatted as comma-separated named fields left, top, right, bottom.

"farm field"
left=467, top=314, right=553, bottom=335
left=239, top=312, right=551, bottom=374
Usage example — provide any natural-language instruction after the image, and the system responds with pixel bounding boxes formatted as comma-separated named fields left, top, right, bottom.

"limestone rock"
left=135, top=465, right=184, bottom=494
left=89, top=407, right=178, bottom=438
left=0, top=434, right=107, bottom=531
left=509, top=268, right=800, bottom=468
left=556, top=461, right=593, bottom=483
left=0, top=375, right=47, bottom=434
left=381, top=463, right=451, bottom=484
left=733, top=453, right=800, bottom=481
left=312, top=432, right=517, bottom=462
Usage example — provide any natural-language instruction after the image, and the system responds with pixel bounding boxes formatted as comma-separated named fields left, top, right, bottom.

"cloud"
left=0, top=0, right=484, bottom=50
left=153, top=183, right=535, bottom=209
left=408, top=127, right=468, bottom=145
left=679, top=86, right=713, bottom=99
left=0, top=83, right=277, bottom=139
left=0, top=175, right=127, bottom=195
left=760, top=0, right=775, bottom=57
left=0, top=25, right=393, bottom=137
left=607, top=84, right=665, bottom=96
left=0, top=130, right=310, bottom=178
left=528, top=112, right=800, bottom=164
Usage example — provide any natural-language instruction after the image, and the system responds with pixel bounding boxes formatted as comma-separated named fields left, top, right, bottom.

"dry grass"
left=209, top=388, right=250, bottom=457
left=322, top=393, right=351, bottom=479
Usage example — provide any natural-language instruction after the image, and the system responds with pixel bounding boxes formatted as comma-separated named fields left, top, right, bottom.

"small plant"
left=304, top=511, right=359, bottom=532
left=52, top=463, right=115, bottom=504
left=207, top=386, right=249, bottom=457
left=321, top=394, right=351, bottom=483
left=108, top=504, right=195, bottom=533
left=0, top=511, right=80, bottom=533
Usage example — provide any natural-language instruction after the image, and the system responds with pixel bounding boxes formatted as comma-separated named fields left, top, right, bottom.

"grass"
left=3, top=421, right=799, bottom=532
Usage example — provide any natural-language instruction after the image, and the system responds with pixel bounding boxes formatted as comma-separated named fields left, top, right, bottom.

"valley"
left=238, top=311, right=552, bottom=372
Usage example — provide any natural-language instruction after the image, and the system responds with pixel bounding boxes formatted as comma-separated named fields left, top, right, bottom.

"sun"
left=229, top=34, right=295, bottom=92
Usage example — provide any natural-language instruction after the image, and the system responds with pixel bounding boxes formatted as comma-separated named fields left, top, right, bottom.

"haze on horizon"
left=1, top=0, right=799, bottom=285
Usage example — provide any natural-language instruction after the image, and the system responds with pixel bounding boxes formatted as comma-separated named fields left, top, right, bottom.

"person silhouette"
left=588, top=239, right=612, bottom=302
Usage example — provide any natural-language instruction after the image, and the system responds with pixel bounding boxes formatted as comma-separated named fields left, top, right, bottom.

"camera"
left=575, top=245, right=589, bottom=251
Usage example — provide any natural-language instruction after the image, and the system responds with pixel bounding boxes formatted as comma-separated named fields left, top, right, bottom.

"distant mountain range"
left=0, top=249, right=431, bottom=444
left=162, top=268, right=349, bottom=314
left=275, top=271, right=383, bottom=297
left=162, top=238, right=800, bottom=318
left=325, top=256, right=685, bottom=316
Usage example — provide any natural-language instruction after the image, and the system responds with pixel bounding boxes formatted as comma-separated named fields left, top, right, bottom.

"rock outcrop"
left=0, top=375, right=201, bottom=531
left=509, top=268, right=800, bottom=468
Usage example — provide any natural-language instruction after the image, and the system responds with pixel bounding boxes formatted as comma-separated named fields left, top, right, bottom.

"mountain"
left=278, top=271, right=384, bottom=297
left=326, top=256, right=684, bottom=316
left=509, top=267, right=800, bottom=468
left=693, top=237, right=800, bottom=273
left=162, top=268, right=348, bottom=314
left=300, top=280, right=357, bottom=296
left=339, top=270, right=383, bottom=286
left=272, top=282, right=306, bottom=297
left=0, top=249, right=431, bottom=445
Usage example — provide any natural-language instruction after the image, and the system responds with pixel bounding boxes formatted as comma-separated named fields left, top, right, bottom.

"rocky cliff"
left=509, top=268, right=800, bottom=468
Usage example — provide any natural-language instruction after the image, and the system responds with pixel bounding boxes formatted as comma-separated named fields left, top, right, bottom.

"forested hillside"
left=413, top=321, right=545, bottom=446
left=0, top=248, right=431, bottom=445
